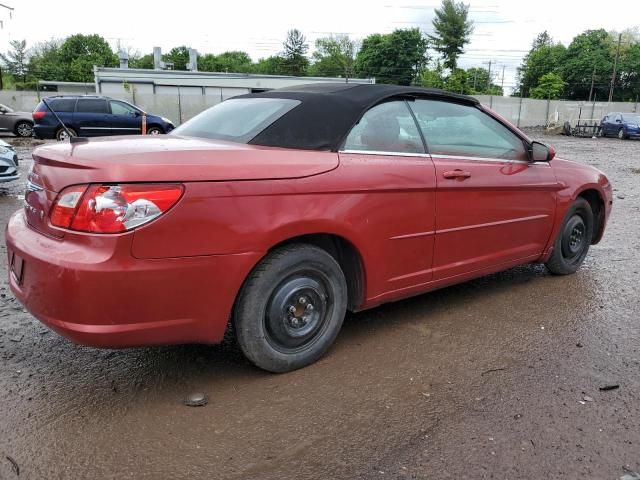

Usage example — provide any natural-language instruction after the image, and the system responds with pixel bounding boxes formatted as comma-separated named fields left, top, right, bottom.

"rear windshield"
left=172, top=98, right=300, bottom=143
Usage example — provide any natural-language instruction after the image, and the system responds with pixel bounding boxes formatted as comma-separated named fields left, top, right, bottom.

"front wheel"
left=146, top=126, right=163, bottom=135
left=545, top=198, right=594, bottom=275
left=618, top=128, right=627, bottom=140
left=234, top=244, right=348, bottom=373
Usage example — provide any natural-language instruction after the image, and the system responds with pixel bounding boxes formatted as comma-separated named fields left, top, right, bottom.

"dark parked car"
left=600, top=112, right=640, bottom=139
left=0, top=103, right=34, bottom=137
left=32, top=96, right=175, bottom=141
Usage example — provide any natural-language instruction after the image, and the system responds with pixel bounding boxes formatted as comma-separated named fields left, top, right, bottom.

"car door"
left=409, top=98, right=559, bottom=281
left=108, top=100, right=142, bottom=136
left=338, top=99, right=437, bottom=298
left=613, top=113, right=623, bottom=134
left=74, top=98, right=110, bottom=136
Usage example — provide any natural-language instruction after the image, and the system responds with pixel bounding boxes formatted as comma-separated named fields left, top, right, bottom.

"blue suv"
left=32, top=96, right=175, bottom=141
left=600, top=112, right=640, bottom=139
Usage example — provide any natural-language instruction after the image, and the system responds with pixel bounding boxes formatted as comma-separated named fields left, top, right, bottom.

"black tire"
left=56, top=127, right=77, bottom=141
left=545, top=198, right=593, bottom=275
left=14, top=120, right=33, bottom=138
left=146, top=126, right=163, bottom=135
left=234, top=244, right=348, bottom=373
left=618, top=128, right=627, bottom=140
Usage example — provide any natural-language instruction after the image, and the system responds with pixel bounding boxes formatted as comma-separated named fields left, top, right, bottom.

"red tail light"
left=50, top=184, right=184, bottom=233
left=32, top=111, right=46, bottom=121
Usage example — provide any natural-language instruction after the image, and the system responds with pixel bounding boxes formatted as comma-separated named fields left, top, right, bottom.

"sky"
left=1, top=0, right=638, bottom=94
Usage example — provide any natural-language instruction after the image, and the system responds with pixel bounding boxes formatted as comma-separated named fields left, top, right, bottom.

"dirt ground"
left=0, top=133, right=638, bottom=480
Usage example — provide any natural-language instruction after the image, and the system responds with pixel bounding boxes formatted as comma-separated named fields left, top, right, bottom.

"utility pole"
left=588, top=67, right=596, bottom=103
left=500, top=64, right=505, bottom=92
left=487, top=60, right=492, bottom=93
left=608, top=33, right=622, bottom=103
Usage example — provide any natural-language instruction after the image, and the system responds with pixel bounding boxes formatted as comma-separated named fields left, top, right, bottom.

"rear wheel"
left=545, top=198, right=593, bottom=275
left=56, top=127, right=77, bottom=141
left=234, top=244, right=348, bottom=373
left=14, top=121, right=33, bottom=138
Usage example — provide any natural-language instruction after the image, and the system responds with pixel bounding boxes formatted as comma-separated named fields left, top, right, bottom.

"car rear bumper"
left=33, top=125, right=56, bottom=139
left=5, top=211, right=261, bottom=348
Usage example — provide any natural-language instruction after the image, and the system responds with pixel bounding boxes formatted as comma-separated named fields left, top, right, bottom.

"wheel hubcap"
left=17, top=123, right=32, bottom=136
left=265, top=274, right=331, bottom=352
left=562, top=215, right=587, bottom=259
left=59, top=131, right=70, bottom=141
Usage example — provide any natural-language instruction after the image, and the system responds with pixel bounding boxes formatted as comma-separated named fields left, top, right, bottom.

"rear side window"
left=47, top=98, right=76, bottom=112
left=342, top=100, right=425, bottom=154
left=409, top=99, right=527, bottom=161
left=172, top=98, right=300, bottom=143
left=76, top=99, right=108, bottom=114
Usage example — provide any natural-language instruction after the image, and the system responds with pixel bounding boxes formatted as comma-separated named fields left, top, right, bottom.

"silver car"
left=0, top=139, right=19, bottom=182
left=0, top=103, right=34, bottom=137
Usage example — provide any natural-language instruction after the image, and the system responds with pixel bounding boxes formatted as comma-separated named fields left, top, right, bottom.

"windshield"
left=173, top=98, right=300, bottom=143
left=624, top=114, right=640, bottom=123
left=0, top=104, right=14, bottom=113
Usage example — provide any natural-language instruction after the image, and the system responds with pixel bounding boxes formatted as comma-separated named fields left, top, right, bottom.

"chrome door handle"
left=443, top=169, right=471, bottom=179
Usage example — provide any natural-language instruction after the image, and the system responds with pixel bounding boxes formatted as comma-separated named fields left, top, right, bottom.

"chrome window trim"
left=339, top=150, right=549, bottom=165
left=339, top=149, right=429, bottom=158
left=432, top=154, right=549, bottom=166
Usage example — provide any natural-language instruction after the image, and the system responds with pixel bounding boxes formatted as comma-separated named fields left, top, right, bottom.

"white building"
left=94, top=67, right=374, bottom=99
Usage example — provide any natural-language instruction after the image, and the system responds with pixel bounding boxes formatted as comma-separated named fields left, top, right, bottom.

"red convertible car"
left=6, top=84, right=612, bottom=372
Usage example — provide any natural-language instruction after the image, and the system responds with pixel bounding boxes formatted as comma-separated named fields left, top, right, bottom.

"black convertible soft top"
left=235, top=83, right=479, bottom=151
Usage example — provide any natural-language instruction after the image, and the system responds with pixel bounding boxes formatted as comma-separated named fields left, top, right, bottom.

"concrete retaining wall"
left=1, top=89, right=638, bottom=128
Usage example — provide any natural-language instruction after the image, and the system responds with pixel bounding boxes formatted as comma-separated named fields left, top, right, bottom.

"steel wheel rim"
left=58, top=130, right=70, bottom=141
left=149, top=129, right=160, bottom=135
left=561, top=214, right=587, bottom=261
left=618, top=129, right=624, bottom=139
left=17, top=123, right=32, bottom=137
left=264, top=272, right=332, bottom=353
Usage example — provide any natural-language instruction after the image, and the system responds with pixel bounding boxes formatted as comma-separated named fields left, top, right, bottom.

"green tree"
left=27, top=40, right=63, bottom=82
left=281, top=29, right=309, bottom=76
left=516, top=31, right=567, bottom=97
left=252, top=56, right=284, bottom=75
left=163, top=46, right=190, bottom=70
left=1, top=40, right=30, bottom=84
left=56, top=34, right=117, bottom=82
left=429, top=0, right=473, bottom=70
left=419, top=64, right=446, bottom=89
left=129, top=53, right=154, bottom=69
left=215, top=51, right=253, bottom=73
left=356, top=29, right=428, bottom=85
left=560, top=29, right=613, bottom=100
left=618, top=42, right=640, bottom=101
left=309, top=35, right=357, bottom=78
left=530, top=72, right=565, bottom=99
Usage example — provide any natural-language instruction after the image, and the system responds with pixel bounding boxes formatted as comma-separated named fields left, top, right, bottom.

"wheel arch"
left=576, top=187, right=605, bottom=244
left=265, top=233, right=367, bottom=312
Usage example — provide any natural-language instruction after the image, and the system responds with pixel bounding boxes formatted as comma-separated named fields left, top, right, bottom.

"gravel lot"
left=0, top=133, right=638, bottom=480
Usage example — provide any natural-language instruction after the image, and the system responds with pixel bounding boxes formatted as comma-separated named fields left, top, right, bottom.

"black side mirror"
left=531, top=141, right=554, bottom=162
